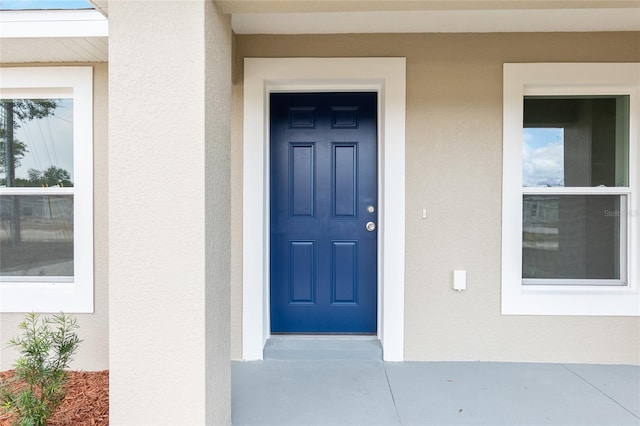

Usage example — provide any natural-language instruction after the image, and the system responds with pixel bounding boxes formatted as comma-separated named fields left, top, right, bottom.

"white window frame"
left=502, top=63, right=640, bottom=316
left=0, top=66, right=93, bottom=313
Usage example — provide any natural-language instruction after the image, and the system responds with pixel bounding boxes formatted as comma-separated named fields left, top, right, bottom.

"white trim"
left=522, top=187, right=631, bottom=195
left=0, top=66, right=94, bottom=313
left=0, top=10, right=108, bottom=38
left=232, top=8, right=640, bottom=35
left=243, top=58, right=406, bottom=361
left=502, top=63, right=640, bottom=316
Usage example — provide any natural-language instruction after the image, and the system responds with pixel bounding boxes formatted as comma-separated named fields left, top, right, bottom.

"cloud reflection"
left=523, top=128, right=564, bottom=187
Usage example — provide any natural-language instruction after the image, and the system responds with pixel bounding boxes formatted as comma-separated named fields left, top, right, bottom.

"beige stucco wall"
left=205, top=1, right=233, bottom=424
left=109, top=1, right=231, bottom=424
left=0, top=62, right=109, bottom=372
left=232, top=32, right=640, bottom=364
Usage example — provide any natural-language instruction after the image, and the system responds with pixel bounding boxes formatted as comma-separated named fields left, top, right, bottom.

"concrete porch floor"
left=232, top=360, right=640, bottom=425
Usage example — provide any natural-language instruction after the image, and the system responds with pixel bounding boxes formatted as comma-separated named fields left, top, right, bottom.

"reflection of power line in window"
left=20, top=117, right=52, bottom=171
left=51, top=114, right=72, bottom=125
left=33, top=117, right=55, bottom=169
left=44, top=116, right=60, bottom=167
left=17, top=118, right=44, bottom=173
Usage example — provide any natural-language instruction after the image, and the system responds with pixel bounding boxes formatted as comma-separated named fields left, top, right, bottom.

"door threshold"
left=270, top=334, right=378, bottom=340
left=263, top=335, right=382, bottom=360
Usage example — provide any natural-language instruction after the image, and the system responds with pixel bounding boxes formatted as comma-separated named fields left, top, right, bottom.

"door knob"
left=366, top=222, right=376, bottom=232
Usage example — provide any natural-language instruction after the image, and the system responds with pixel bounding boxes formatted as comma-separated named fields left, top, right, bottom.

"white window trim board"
left=502, top=62, right=640, bottom=316
left=243, top=57, right=406, bottom=361
left=0, top=66, right=94, bottom=313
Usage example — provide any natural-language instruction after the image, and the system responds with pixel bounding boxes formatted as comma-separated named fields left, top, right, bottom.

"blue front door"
left=270, top=92, right=378, bottom=333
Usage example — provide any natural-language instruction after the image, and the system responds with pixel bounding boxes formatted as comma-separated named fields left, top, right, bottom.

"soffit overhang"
left=220, top=0, right=640, bottom=34
left=90, top=0, right=108, bottom=17
left=216, top=0, right=640, bottom=14
left=1, top=0, right=639, bottom=63
left=0, top=9, right=108, bottom=64
left=231, top=8, right=640, bottom=34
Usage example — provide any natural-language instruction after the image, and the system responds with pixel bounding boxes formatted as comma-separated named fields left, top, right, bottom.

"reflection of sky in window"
left=523, top=128, right=564, bottom=187
left=0, top=0, right=92, bottom=9
left=10, top=99, right=74, bottom=182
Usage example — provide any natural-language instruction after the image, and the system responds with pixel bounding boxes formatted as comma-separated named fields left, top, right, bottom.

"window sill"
left=0, top=281, right=93, bottom=313
left=502, top=283, right=640, bottom=316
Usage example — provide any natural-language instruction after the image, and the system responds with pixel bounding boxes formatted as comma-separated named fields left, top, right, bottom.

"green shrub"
left=0, top=313, right=81, bottom=426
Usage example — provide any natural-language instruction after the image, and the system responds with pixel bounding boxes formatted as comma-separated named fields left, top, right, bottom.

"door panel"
left=270, top=92, right=377, bottom=333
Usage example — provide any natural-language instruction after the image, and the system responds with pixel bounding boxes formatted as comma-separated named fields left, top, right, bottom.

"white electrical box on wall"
left=453, top=270, right=467, bottom=291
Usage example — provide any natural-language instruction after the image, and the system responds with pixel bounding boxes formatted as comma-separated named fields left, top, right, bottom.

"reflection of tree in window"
left=1, top=99, right=74, bottom=187
left=1, top=99, right=74, bottom=278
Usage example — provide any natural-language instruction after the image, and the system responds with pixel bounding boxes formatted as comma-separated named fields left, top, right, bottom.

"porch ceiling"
left=220, top=0, right=640, bottom=34
left=1, top=0, right=638, bottom=64
left=216, top=1, right=640, bottom=13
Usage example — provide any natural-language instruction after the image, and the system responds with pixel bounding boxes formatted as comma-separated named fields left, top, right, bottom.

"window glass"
left=522, top=194, right=624, bottom=282
left=521, top=95, right=629, bottom=286
left=523, top=96, right=629, bottom=188
left=0, top=195, right=73, bottom=279
left=1, top=99, right=74, bottom=187
left=1, top=98, right=74, bottom=281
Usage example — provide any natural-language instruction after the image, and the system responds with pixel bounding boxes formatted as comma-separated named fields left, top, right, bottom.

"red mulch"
left=0, top=370, right=108, bottom=425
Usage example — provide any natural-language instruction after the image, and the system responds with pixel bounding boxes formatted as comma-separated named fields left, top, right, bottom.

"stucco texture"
left=232, top=32, right=640, bottom=364
left=0, top=62, right=109, bottom=372
left=108, top=1, right=231, bottom=424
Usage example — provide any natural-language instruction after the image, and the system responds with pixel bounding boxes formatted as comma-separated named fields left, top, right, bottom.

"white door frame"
left=242, top=57, right=406, bottom=361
